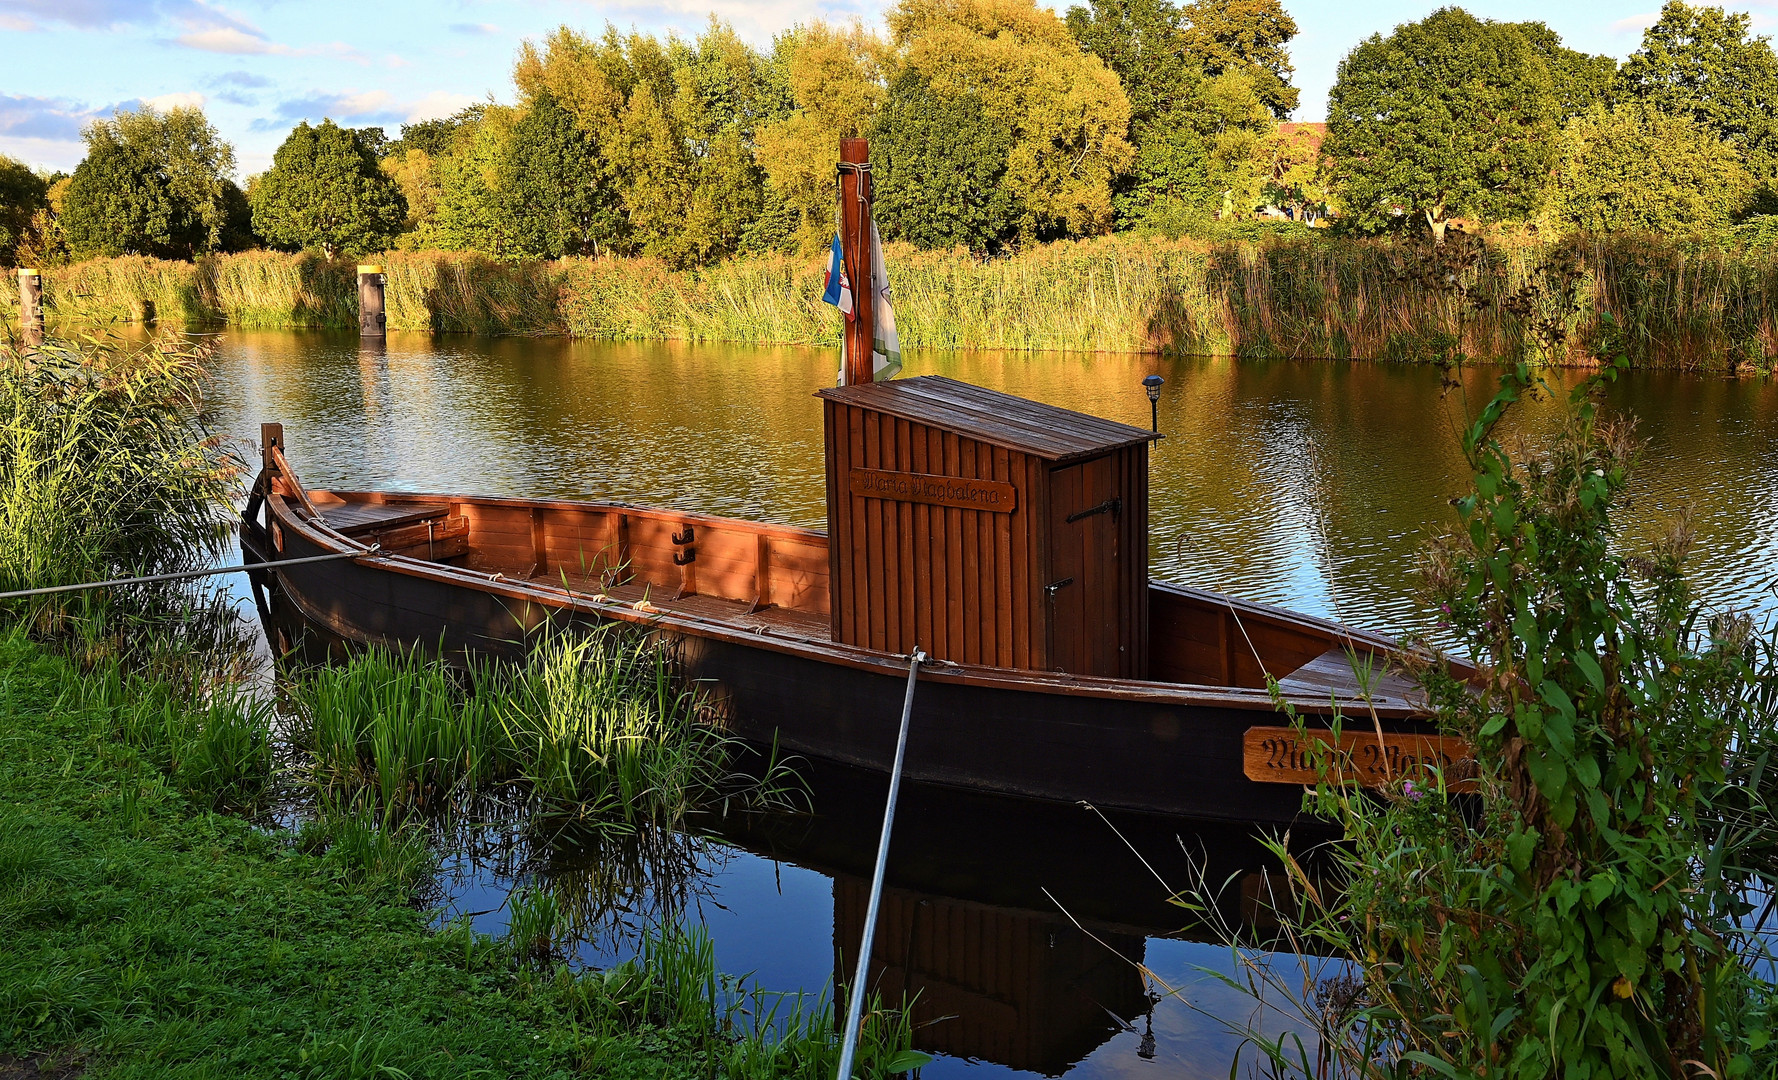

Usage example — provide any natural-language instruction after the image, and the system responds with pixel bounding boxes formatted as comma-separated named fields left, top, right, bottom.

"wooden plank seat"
left=1275, top=648, right=1423, bottom=706
left=320, top=501, right=453, bottom=534
left=518, top=568, right=833, bottom=641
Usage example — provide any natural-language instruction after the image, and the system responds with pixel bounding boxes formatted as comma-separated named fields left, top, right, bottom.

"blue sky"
left=1, top=0, right=1772, bottom=178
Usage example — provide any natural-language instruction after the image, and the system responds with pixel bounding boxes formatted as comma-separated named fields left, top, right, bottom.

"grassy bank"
left=0, top=632, right=922, bottom=1079
left=6, top=233, right=1775, bottom=368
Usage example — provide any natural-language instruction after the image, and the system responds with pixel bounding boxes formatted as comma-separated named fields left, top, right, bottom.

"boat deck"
left=520, top=569, right=835, bottom=641
left=514, top=566, right=1417, bottom=700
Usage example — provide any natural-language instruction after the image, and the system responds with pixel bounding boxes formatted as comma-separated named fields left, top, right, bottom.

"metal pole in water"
left=835, top=648, right=925, bottom=1080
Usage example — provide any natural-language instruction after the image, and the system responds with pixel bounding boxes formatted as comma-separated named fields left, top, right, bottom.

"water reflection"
left=206, top=330, right=1778, bottom=638
left=211, top=329, right=1778, bottom=1078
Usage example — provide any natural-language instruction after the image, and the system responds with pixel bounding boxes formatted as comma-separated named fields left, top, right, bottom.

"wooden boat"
left=241, top=376, right=1471, bottom=825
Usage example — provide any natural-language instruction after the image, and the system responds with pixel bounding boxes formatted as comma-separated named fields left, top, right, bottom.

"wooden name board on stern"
left=849, top=468, right=1017, bottom=513
left=1243, top=726, right=1476, bottom=792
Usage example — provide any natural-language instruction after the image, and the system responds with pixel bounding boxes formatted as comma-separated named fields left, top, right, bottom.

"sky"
left=1, top=0, right=1774, bottom=179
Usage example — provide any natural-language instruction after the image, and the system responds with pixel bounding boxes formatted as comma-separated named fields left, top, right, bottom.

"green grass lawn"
left=0, top=633, right=796, bottom=1080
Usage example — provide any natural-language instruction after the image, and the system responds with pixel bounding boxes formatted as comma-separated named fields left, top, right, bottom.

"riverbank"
left=0, top=631, right=915, bottom=1079
left=6, top=232, right=1774, bottom=369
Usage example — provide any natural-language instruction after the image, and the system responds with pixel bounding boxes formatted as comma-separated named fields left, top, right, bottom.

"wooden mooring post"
left=17, top=269, right=43, bottom=346
left=357, top=264, right=385, bottom=338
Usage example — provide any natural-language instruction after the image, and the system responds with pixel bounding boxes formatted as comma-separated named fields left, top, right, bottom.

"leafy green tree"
left=1066, top=0, right=1199, bottom=134
left=873, top=69, right=1020, bottom=251
left=1552, top=103, right=1753, bottom=234
left=62, top=137, right=187, bottom=259
left=0, top=155, right=47, bottom=266
left=1515, top=21, right=1617, bottom=118
left=752, top=22, right=890, bottom=253
left=1616, top=1, right=1778, bottom=191
left=1325, top=8, right=1560, bottom=240
left=503, top=92, right=619, bottom=258
left=1178, top=0, right=1299, bottom=119
left=890, top=0, right=1133, bottom=242
left=424, top=110, right=519, bottom=256
left=61, top=105, right=237, bottom=259
left=250, top=120, right=406, bottom=258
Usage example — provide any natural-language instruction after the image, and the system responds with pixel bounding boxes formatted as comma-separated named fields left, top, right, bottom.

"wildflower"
left=1402, top=779, right=1423, bottom=801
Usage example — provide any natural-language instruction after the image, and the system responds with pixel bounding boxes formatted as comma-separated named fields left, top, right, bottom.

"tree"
left=62, top=136, right=187, bottom=259
left=888, top=0, right=1133, bottom=242
left=1066, top=0, right=1199, bottom=135
left=250, top=120, right=406, bottom=258
left=503, top=91, right=618, bottom=257
left=873, top=69, right=1019, bottom=251
left=510, top=20, right=778, bottom=266
left=1178, top=0, right=1299, bottom=119
left=752, top=21, right=890, bottom=253
left=1325, top=8, right=1561, bottom=240
left=0, top=155, right=47, bottom=266
left=60, top=105, right=237, bottom=259
left=1552, top=103, right=1753, bottom=234
left=1515, top=21, right=1617, bottom=118
left=1616, top=1, right=1778, bottom=190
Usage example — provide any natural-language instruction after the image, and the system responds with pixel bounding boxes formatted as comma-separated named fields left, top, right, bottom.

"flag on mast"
left=822, top=228, right=901, bottom=383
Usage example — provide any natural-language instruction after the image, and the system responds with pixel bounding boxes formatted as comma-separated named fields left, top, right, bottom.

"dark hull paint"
left=246, top=513, right=1417, bottom=825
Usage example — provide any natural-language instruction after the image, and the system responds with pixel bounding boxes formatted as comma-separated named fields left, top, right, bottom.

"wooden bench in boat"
left=319, top=501, right=452, bottom=533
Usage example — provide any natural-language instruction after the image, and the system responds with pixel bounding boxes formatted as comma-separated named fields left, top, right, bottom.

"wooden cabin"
left=818, top=376, right=1158, bottom=678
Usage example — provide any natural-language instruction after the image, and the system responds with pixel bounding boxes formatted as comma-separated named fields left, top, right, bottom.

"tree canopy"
left=873, top=68, right=1019, bottom=251
left=1325, top=7, right=1560, bottom=239
left=249, top=120, right=406, bottom=258
left=1552, top=103, right=1753, bottom=234
left=61, top=105, right=239, bottom=260
left=0, top=156, right=47, bottom=267
left=890, top=0, right=1133, bottom=242
left=1616, top=1, right=1778, bottom=192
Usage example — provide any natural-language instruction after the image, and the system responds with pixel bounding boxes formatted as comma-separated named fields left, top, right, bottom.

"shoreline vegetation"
left=0, top=335, right=923, bottom=1079
left=5, top=232, right=1775, bottom=370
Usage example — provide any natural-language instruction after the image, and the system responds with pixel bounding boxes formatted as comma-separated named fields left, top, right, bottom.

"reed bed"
left=291, top=628, right=751, bottom=829
left=8, top=234, right=1773, bottom=367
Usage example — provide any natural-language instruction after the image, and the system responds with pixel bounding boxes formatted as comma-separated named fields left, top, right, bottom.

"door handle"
left=1044, top=577, right=1074, bottom=598
left=1065, top=497, right=1120, bottom=524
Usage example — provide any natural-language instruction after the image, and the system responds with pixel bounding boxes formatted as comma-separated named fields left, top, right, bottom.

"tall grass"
left=10, top=235, right=1775, bottom=368
left=290, top=628, right=754, bottom=829
left=566, top=923, right=928, bottom=1080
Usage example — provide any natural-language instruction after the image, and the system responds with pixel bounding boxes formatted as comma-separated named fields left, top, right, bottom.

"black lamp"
left=1142, top=374, right=1164, bottom=433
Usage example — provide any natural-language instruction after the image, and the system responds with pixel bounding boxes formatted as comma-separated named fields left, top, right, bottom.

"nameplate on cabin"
left=1243, top=726, right=1475, bottom=792
left=848, top=469, right=1017, bottom=513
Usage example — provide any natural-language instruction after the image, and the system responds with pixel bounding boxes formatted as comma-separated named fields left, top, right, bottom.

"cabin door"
left=1046, top=455, right=1121, bottom=675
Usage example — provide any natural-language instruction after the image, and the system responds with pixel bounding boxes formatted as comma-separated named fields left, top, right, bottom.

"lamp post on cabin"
left=1143, top=374, right=1164, bottom=432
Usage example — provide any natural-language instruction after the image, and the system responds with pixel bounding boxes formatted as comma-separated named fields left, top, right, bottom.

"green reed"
left=566, top=923, right=928, bottom=1080
left=11, top=235, right=1774, bottom=368
left=295, top=792, right=437, bottom=895
left=289, top=627, right=749, bottom=830
left=0, top=334, right=236, bottom=605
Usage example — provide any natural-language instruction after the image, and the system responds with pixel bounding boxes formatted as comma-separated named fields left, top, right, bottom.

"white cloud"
left=448, top=22, right=498, bottom=36
left=142, top=90, right=208, bottom=111
left=175, top=25, right=282, bottom=53
left=0, top=135, right=87, bottom=172
left=404, top=90, right=476, bottom=123
left=1611, top=11, right=1660, bottom=34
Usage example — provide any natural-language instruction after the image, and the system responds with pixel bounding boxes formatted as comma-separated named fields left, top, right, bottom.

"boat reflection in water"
left=715, top=756, right=1319, bottom=1076
left=257, top=594, right=1322, bottom=1077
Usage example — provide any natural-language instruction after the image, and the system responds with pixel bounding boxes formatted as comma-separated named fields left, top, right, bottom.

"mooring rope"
left=835, top=647, right=925, bottom=1080
left=0, top=547, right=381, bottom=601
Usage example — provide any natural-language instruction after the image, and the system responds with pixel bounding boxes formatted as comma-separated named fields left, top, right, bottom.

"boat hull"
left=245, top=514, right=1426, bottom=825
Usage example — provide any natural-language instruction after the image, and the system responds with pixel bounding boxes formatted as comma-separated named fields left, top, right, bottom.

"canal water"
left=205, top=331, right=1778, bottom=1078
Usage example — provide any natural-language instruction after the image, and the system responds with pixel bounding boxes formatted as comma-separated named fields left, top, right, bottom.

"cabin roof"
left=816, top=376, right=1159, bottom=462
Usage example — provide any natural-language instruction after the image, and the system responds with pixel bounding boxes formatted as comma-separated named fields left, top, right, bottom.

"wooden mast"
left=838, top=138, right=875, bottom=386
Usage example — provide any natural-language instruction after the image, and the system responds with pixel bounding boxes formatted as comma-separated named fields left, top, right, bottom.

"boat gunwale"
left=262, top=484, right=1452, bottom=718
